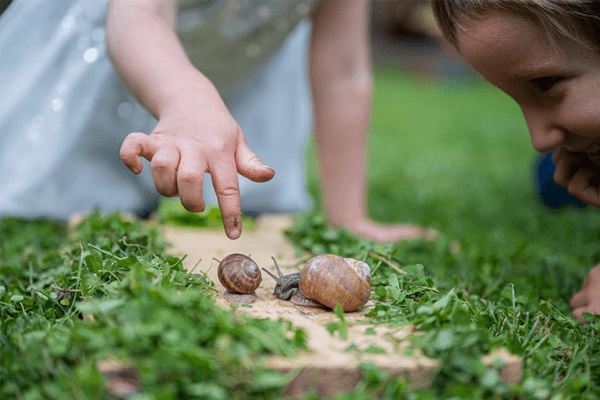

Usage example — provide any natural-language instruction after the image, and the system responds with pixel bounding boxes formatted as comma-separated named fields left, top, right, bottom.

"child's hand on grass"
left=570, top=263, right=600, bottom=324
left=119, top=87, right=274, bottom=240
left=552, top=147, right=600, bottom=207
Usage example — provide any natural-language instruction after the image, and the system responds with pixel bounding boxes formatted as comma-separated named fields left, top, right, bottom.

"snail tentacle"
left=261, top=267, right=282, bottom=283
left=262, top=263, right=302, bottom=300
left=271, top=257, right=284, bottom=278
left=263, top=257, right=305, bottom=300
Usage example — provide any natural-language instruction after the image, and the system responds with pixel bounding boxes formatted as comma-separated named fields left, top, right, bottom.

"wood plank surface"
left=162, top=215, right=522, bottom=398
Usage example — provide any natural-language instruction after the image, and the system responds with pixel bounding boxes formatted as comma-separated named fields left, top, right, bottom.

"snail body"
left=262, top=254, right=371, bottom=312
left=217, top=254, right=262, bottom=304
left=262, top=265, right=324, bottom=308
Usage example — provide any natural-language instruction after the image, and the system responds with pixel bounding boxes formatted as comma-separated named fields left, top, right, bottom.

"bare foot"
left=570, top=263, right=600, bottom=324
left=344, top=219, right=439, bottom=244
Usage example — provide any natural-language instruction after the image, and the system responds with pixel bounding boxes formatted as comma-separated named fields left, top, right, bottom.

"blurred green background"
left=304, top=64, right=600, bottom=308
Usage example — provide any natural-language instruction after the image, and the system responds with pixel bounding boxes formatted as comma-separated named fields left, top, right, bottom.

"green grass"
left=0, top=212, right=306, bottom=399
left=366, top=67, right=600, bottom=296
left=293, top=66, right=600, bottom=398
left=306, top=66, right=600, bottom=296
left=1, top=66, right=599, bottom=399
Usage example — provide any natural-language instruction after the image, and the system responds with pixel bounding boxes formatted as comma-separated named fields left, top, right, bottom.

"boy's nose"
left=523, top=110, right=566, bottom=153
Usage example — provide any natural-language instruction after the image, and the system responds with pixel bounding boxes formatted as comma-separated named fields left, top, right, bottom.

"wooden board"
left=162, top=215, right=522, bottom=398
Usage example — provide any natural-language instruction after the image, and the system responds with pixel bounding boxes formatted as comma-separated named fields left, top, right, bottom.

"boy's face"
left=456, top=10, right=600, bottom=157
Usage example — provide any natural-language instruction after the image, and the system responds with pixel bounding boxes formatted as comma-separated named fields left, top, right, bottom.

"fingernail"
left=131, top=167, right=140, bottom=174
left=226, top=216, right=242, bottom=239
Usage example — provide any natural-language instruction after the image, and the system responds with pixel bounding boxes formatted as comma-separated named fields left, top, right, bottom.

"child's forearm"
left=312, top=83, right=372, bottom=227
left=106, top=0, right=219, bottom=119
left=310, top=0, right=372, bottom=227
left=107, top=0, right=277, bottom=240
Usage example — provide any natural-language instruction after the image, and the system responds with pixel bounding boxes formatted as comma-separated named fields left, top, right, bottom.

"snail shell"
left=261, top=259, right=325, bottom=308
left=217, top=254, right=262, bottom=304
left=263, top=255, right=370, bottom=312
left=299, top=254, right=370, bottom=312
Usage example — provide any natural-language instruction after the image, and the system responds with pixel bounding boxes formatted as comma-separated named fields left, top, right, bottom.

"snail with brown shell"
left=216, top=254, right=262, bottom=305
left=262, top=254, right=371, bottom=312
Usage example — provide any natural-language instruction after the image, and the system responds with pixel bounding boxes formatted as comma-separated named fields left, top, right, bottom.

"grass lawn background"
left=2, top=66, right=600, bottom=399
left=307, top=66, right=600, bottom=307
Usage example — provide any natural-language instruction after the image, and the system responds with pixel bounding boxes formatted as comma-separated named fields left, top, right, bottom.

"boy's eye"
left=529, top=76, right=565, bottom=93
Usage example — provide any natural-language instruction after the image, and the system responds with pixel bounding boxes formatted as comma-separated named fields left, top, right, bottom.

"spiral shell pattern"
left=299, top=254, right=370, bottom=312
left=217, top=254, right=262, bottom=294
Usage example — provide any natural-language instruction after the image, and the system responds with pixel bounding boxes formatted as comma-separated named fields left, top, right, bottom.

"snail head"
left=262, top=257, right=302, bottom=300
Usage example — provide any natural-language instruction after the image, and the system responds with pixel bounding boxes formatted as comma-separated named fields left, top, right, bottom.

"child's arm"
left=106, top=0, right=274, bottom=239
left=309, top=0, right=434, bottom=243
left=552, top=147, right=600, bottom=207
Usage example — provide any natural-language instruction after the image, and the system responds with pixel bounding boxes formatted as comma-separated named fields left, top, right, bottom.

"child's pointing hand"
left=119, top=89, right=275, bottom=239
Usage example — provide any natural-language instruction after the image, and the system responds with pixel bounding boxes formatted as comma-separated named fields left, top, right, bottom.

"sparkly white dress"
left=0, top=0, right=318, bottom=220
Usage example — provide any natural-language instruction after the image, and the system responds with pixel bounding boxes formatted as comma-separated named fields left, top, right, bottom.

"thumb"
left=235, top=139, right=275, bottom=183
left=120, top=132, right=159, bottom=174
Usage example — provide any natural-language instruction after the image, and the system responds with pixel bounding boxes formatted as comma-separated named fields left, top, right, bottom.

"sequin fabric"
left=0, top=0, right=317, bottom=219
left=178, top=0, right=319, bottom=95
left=0, top=0, right=159, bottom=219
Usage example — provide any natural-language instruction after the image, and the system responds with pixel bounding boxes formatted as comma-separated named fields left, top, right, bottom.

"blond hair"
left=432, top=0, right=600, bottom=51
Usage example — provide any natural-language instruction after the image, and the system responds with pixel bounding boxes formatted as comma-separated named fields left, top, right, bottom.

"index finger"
left=209, top=157, right=243, bottom=240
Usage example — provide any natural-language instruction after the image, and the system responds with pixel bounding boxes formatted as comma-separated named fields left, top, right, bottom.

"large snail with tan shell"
left=262, top=254, right=371, bottom=312
left=216, top=254, right=262, bottom=305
